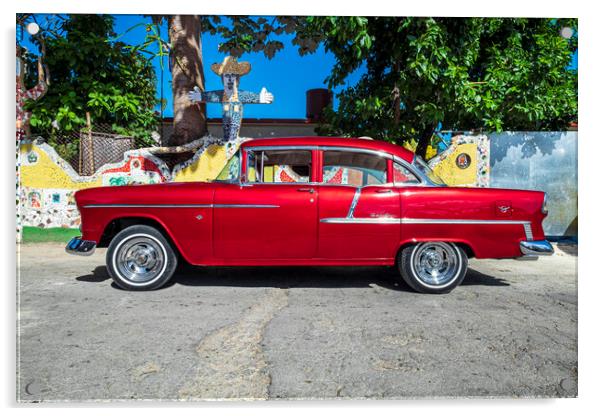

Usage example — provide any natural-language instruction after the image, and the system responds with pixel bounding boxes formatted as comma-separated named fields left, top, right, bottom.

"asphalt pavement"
left=17, top=242, right=577, bottom=401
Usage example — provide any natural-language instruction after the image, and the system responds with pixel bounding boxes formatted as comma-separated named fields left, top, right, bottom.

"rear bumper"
left=65, top=237, right=96, bottom=256
left=520, top=240, right=554, bottom=256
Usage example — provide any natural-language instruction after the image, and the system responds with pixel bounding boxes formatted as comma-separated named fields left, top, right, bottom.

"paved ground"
left=17, top=242, right=577, bottom=402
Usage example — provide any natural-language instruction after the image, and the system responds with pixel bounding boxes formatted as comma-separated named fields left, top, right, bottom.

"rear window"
left=322, top=150, right=388, bottom=186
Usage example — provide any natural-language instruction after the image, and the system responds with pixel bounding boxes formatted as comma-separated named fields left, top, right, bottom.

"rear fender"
left=397, top=238, right=477, bottom=258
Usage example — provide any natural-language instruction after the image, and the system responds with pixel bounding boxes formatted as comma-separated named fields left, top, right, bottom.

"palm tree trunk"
left=168, top=15, right=207, bottom=145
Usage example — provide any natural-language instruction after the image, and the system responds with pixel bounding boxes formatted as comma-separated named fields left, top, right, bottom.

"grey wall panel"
left=489, top=131, right=577, bottom=237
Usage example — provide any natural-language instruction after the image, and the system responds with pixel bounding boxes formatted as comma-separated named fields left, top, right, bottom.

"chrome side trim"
left=523, top=223, right=534, bottom=241
left=84, top=204, right=279, bottom=209
left=320, top=217, right=533, bottom=225
left=520, top=240, right=554, bottom=256
left=400, top=218, right=530, bottom=225
left=320, top=217, right=400, bottom=224
left=347, top=188, right=362, bottom=218
left=84, top=204, right=213, bottom=208
left=239, top=181, right=318, bottom=187
left=245, top=145, right=319, bottom=152
left=212, top=204, right=280, bottom=208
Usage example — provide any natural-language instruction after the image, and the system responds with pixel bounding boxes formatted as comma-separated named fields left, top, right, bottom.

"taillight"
left=542, top=193, right=548, bottom=215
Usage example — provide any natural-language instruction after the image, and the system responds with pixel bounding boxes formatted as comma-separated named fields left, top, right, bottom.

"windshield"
left=413, top=155, right=446, bottom=186
left=214, top=150, right=241, bottom=182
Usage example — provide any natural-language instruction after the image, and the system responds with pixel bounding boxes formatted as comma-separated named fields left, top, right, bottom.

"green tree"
left=218, top=17, right=578, bottom=158
left=25, top=15, right=158, bottom=148
left=134, top=15, right=288, bottom=145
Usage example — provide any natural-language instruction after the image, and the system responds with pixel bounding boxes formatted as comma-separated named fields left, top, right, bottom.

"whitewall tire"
left=398, top=242, right=468, bottom=294
left=106, top=225, right=178, bottom=291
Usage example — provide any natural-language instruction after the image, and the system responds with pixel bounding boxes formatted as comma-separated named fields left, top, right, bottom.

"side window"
left=393, top=162, right=420, bottom=185
left=322, top=150, right=388, bottom=186
left=246, top=150, right=312, bottom=183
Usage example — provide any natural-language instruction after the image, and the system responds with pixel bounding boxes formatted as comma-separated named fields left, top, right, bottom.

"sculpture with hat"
left=188, top=56, right=273, bottom=141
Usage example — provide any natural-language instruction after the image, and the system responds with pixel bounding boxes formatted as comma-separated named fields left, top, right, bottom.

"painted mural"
left=427, top=134, right=490, bottom=187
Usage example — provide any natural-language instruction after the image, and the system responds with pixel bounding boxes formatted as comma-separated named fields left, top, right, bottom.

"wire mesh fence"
left=31, top=124, right=150, bottom=176
left=78, top=127, right=135, bottom=176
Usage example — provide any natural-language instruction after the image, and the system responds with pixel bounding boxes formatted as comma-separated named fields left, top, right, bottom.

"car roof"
left=240, top=136, right=415, bottom=162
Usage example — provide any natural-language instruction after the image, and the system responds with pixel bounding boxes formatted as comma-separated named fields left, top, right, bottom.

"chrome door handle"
left=376, top=189, right=393, bottom=193
left=297, top=188, right=315, bottom=193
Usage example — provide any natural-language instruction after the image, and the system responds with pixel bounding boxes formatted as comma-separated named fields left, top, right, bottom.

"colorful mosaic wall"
left=428, top=134, right=490, bottom=187
left=18, top=136, right=247, bottom=230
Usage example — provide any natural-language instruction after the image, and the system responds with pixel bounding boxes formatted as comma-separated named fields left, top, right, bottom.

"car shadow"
left=75, top=266, right=111, bottom=283
left=169, top=265, right=410, bottom=291
left=462, top=268, right=510, bottom=286
left=75, top=264, right=509, bottom=291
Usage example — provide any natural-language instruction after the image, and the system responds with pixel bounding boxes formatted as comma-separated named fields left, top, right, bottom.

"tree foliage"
left=24, top=15, right=158, bottom=144
left=216, top=16, right=578, bottom=158
left=134, top=15, right=292, bottom=144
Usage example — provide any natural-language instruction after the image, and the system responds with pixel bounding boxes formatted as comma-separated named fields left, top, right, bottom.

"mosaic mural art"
left=20, top=186, right=80, bottom=229
left=16, top=45, right=50, bottom=241
left=427, top=134, right=490, bottom=187
left=17, top=136, right=250, bottom=230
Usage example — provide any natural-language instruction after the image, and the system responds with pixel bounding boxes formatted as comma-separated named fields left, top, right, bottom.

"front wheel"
left=106, top=225, right=178, bottom=291
left=398, top=242, right=468, bottom=294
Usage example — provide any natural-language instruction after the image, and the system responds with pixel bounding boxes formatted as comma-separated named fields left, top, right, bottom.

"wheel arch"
left=98, top=215, right=190, bottom=264
left=396, top=238, right=476, bottom=263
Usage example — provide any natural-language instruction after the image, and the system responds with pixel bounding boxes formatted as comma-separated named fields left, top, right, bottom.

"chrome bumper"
left=520, top=240, right=554, bottom=256
left=65, top=237, right=96, bottom=256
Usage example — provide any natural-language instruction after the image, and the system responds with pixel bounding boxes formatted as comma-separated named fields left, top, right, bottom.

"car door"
left=317, top=149, right=401, bottom=261
left=213, top=147, right=318, bottom=260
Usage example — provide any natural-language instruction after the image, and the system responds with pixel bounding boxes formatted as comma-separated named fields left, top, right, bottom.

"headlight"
left=542, top=193, right=548, bottom=215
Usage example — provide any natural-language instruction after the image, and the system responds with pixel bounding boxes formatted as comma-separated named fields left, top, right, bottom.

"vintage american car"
left=66, top=137, right=553, bottom=293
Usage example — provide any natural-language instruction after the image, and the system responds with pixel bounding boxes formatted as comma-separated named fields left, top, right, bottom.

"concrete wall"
left=489, top=131, right=577, bottom=237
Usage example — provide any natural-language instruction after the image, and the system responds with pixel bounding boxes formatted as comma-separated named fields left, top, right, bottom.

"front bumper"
left=65, top=237, right=96, bottom=256
left=520, top=240, right=554, bottom=256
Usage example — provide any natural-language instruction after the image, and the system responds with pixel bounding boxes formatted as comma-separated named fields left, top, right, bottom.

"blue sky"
left=113, top=15, right=368, bottom=119
left=21, top=14, right=364, bottom=119
left=21, top=14, right=577, bottom=120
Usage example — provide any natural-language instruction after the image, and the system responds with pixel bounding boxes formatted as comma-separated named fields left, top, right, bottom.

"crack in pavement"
left=178, top=288, right=289, bottom=400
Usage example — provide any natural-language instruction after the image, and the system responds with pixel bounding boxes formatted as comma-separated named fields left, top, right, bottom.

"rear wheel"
left=398, top=242, right=468, bottom=294
left=106, top=225, right=178, bottom=291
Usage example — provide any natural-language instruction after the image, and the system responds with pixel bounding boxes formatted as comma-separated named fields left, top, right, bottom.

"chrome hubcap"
left=116, top=237, right=165, bottom=283
left=412, top=242, right=459, bottom=287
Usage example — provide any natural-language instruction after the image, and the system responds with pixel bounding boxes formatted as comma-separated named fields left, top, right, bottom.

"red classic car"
left=66, top=137, right=552, bottom=293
